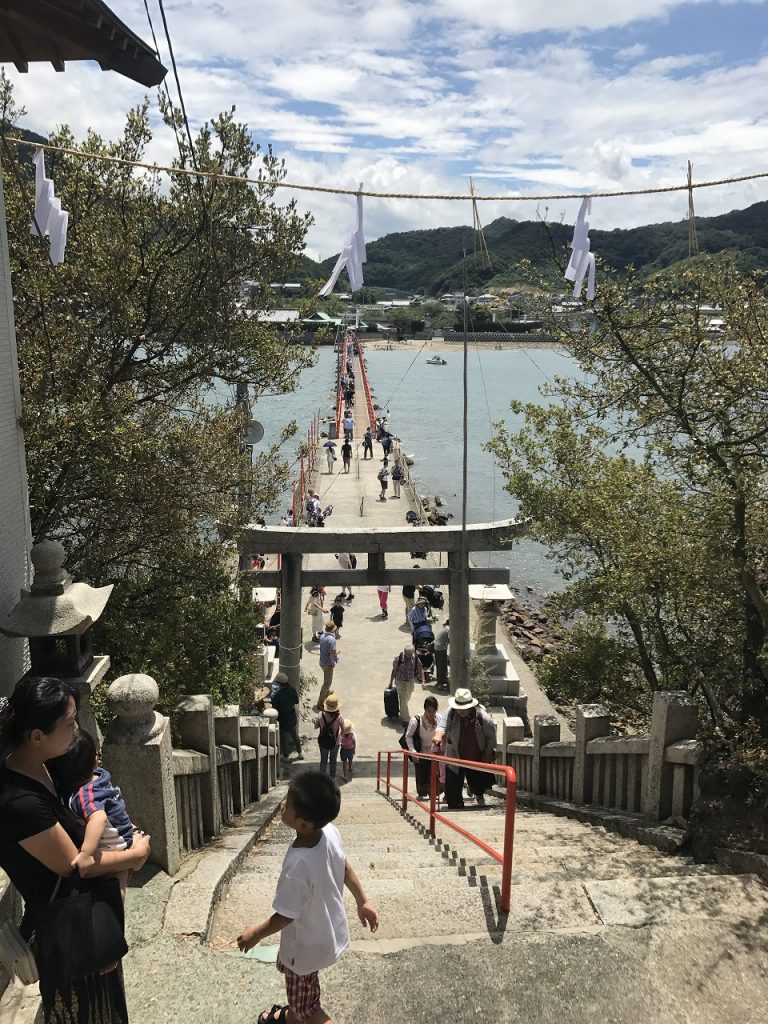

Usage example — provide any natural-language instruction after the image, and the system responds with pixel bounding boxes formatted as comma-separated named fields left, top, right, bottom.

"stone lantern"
left=469, top=583, right=528, bottom=719
left=0, top=539, right=113, bottom=739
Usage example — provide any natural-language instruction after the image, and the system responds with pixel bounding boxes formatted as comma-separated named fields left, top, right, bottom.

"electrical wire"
left=155, top=0, right=199, bottom=170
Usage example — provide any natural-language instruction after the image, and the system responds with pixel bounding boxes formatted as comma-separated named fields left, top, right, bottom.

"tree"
left=1, top=74, right=314, bottom=711
left=489, top=254, right=768, bottom=845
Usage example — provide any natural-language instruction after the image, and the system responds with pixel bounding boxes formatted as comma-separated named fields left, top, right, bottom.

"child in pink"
left=376, top=584, right=390, bottom=618
left=340, top=720, right=356, bottom=782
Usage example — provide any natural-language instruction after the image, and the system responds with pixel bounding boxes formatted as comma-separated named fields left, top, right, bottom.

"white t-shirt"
left=272, top=823, right=349, bottom=975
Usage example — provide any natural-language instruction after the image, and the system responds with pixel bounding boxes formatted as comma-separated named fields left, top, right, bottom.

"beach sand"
left=364, top=337, right=565, bottom=352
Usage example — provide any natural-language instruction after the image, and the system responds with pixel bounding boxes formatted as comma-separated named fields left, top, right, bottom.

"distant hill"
left=303, top=201, right=768, bottom=294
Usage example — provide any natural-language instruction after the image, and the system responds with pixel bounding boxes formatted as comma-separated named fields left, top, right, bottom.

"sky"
left=7, top=0, right=768, bottom=259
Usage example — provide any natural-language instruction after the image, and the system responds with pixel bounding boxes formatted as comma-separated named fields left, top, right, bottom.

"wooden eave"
left=0, top=0, right=167, bottom=86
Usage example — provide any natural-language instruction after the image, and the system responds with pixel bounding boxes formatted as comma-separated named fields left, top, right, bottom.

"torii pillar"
left=279, top=552, right=303, bottom=689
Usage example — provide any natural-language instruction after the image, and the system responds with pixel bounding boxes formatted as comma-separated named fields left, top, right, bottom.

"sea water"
left=245, top=346, right=579, bottom=595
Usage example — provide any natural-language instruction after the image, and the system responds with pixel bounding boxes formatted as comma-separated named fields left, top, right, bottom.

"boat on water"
left=426, top=356, right=447, bottom=365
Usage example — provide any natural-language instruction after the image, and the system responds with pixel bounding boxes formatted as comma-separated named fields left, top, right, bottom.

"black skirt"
left=40, top=964, right=128, bottom=1024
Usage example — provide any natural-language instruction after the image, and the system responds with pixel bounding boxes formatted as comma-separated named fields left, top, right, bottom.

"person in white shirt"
left=405, top=695, right=442, bottom=798
left=237, top=771, right=379, bottom=1024
left=342, top=413, right=355, bottom=441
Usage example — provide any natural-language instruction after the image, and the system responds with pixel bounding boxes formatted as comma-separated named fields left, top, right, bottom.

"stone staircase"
left=209, top=778, right=768, bottom=948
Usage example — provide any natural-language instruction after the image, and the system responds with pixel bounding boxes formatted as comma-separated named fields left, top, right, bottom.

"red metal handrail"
left=375, top=749, right=517, bottom=913
left=356, top=341, right=376, bottom=433
left=336, top=335, right=348, bottom=437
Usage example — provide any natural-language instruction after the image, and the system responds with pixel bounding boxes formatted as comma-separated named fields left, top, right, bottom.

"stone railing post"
left=175, top=694, right=221, bottom=837
left=102, top=674, right=181, bottom=876
left=532, top=714, right=560, bottom=794
left=644, top=691, right=698, bottom=820
left=573, top=704, right=610, bottom=804
left=239, top=716, right=263, bottom=799
left=214, top=704, right=244, bottom=813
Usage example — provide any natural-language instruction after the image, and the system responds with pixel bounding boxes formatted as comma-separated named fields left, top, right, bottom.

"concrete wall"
left=0, top=168, right=32, bottom=696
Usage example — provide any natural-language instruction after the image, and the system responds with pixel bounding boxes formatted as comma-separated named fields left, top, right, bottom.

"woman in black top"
left=0, top=677, right=151, bottom=1023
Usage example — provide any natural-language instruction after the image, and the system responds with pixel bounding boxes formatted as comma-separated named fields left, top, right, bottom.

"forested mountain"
left=304, top=201, right=768, bottom=294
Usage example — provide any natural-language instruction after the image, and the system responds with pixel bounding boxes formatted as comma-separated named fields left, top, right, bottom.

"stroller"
left=416, top=640, right=435, bottom=681
left=308, top=503, right=334, bottom=527
left=419, top=584, right=445, bottom=611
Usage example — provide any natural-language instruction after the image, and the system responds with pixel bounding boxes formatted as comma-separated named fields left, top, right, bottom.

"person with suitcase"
left=388, top=645, right=424, bottom=724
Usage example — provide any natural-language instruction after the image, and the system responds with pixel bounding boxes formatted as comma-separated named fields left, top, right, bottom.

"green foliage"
left=488, top=253, right=768, bottom=812
left=2, top=74, right=314, bottom=712
left=537, top=621, right=651, bottom=726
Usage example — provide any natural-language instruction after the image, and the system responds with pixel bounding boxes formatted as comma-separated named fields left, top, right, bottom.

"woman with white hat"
left=433, top=688, right=497, bottom=808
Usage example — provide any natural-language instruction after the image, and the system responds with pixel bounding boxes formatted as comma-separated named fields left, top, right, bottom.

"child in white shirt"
left=236, top=770, right=379, bottom=1024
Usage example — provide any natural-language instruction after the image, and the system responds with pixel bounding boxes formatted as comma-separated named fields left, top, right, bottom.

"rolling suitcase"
left=384, top=685, right=400, bottom=720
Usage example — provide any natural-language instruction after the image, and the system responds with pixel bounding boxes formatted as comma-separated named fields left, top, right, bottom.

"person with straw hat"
left=433, top=688, right=497, bottom=809
left=314, top=694, right=344, bottom=778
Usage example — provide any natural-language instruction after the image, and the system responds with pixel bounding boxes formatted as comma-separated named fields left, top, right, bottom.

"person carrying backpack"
left=314, top=694, right=344, bottom=778
left=391, top=461, right=403, bottom=498
left=388, top=645, right=424, bottom=723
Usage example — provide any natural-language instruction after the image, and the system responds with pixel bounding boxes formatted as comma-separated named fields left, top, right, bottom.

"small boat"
left=426, top=356, right=447, bottom=365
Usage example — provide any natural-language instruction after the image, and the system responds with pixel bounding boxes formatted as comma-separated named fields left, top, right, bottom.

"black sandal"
left=258, top=1006, right=289, bottom=1024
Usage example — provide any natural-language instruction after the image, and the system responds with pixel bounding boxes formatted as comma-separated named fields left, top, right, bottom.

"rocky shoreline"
left=500, top=594, right=564, bottom=665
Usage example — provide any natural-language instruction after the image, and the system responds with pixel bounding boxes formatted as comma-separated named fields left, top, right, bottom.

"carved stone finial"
left=105, top=673, right=165, bottom=745
left=30, top=539, right=70, bottom=595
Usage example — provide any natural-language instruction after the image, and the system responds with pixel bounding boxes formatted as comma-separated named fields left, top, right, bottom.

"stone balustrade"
left=499, top=691, right=701, bottom=822
left=101, top=675, right=282, bottom=876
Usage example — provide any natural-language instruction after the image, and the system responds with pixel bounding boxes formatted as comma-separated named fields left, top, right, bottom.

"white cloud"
left=6, top=0, right=768, bottom=257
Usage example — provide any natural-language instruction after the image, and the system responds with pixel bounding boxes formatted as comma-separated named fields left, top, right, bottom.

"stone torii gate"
left=239, top=518, right=524, bottom=692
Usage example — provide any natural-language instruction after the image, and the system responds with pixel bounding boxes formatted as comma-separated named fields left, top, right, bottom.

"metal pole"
left=401, top=750, right=409, bottom=814
left=500, top=768, right=517, bottom=914
left=386, top=752, right=392, bottom=797
left=376, top=752, right=381, bottom=792
left=429, top=758, right=437, bottom=837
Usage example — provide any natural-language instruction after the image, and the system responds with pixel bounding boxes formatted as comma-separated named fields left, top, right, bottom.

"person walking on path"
left=390, top=460, right=403, bottom=498
left=341, top=439, right=352, bottom=473
left=389, top=645, right=424, bottom=723
left=329, top=596, right=345, bottom=635
left=325, top=446, right=335, bottom=474
left=305, top=587, right=326, bottom=643
left=377, top=460, right=389, bottom=501
left=316, top=622, right=339, bottom=710
left=313, top=695, right=344, bottom=778
left=334, top=553, right=355, bottom=599
left=405, top=696, right=442, bottom=799
left=402, top=569, right=419, bottom=626
left=236, top=770, right=379, bottom=1024
left=434, top=619, right=450, bottom=690
left=362, top=427, right=374, bottom=460
left=340, top=720, right=356, bottom=782
left=272, top=672, right=304, bottom=762
left=376, top=583, right=391, bottom=618
left=343, top=411, right=355, bottom=442
left=434, top=688, right=497, bottom=808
